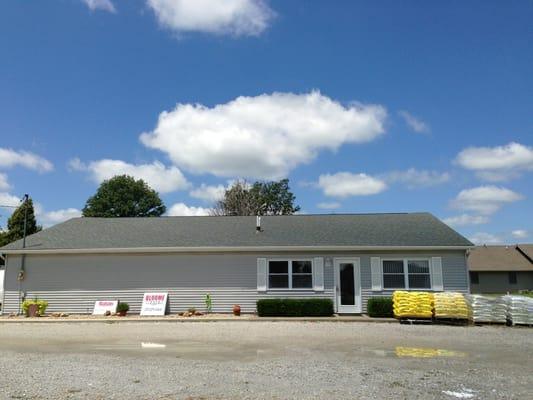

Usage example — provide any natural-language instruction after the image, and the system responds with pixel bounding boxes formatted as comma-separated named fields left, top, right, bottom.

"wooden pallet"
left=473, top=320, right=507, bottom=326
left=509, top=323, right=533, bottom=328
left=434, top=318, right=470, bottom=326
left=398, top=317, right=433, bottom=325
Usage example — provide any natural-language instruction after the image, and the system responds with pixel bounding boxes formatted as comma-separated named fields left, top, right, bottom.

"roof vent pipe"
left=256, top=216, right=261, bottom=232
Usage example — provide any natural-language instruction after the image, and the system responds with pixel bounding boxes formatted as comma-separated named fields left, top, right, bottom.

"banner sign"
left=140, top=292, right=168, bottom=316
left=92, top=300, right=118, bottom=315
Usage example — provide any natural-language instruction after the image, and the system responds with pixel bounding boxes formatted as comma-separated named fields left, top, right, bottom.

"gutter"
left=1, top=245, right=473, bottom=255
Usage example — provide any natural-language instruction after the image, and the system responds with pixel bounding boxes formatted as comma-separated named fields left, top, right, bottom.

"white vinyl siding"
left=1, top=251, right=465, bottom=315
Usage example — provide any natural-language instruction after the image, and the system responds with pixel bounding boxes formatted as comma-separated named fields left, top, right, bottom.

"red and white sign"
left=92, top=300, right=118, bottom=315
left=140, top=292, right=168, bottom=316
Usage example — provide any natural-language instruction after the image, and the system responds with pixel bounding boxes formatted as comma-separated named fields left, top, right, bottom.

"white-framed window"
left=268, top=259, right=313, bottom=289
left=382, top=258, right=431, bottom=290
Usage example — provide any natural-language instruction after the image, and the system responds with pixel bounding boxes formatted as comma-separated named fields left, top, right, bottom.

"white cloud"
left=68, top=157, right=86, bottom=172
left=455, top=142, right=533, bottom=181
left=451, top=185, right=523, bottom=215
left=474, top=170, right=522, bottom=182
left=72, top=159, right=189, bottom=194
left=189, top=183, right=226, bottom=203
left=317, top=202, right=341, bottom=210
left=0, top=192, right=21, bottom=208
left=443, top=214, right=489, bottom=227
left=383, top=168, right=450, bottom=188
left=511, top=229, right=528, bottom=239
left=82, top=0, right=116, bottom=13
left=167, top=202, right=211, bottom=216
left=141, top=91, right=387, bottom=180
left=398, top=110, right=429, bottom=134
left=34, top=204, right=82, bottom=228
left=146, top=0, right=274, bottom=36
left=318, top=172, right=387, bottom=198
left=0, top=148, right=53, bottom=172
left=0, top=173, right=10, bottom=191
left=470, top=232, right=503, bottom=245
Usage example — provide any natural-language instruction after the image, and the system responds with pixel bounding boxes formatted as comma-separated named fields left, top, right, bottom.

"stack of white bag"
left=503, top=295, right=533, bottom=325
left=466, top=295, right=507, bottom=323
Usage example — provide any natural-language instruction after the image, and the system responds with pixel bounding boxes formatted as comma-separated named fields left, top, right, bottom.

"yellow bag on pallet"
left=433, top=292, right=469, bottom=319
left=393, top=291, right=434, bottom=318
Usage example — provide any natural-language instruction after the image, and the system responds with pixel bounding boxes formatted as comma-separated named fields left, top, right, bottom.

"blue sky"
left=0, top=0, right=532, bottom=245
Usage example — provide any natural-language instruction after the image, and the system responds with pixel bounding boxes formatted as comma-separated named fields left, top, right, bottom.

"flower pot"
left=27, top=303, right=39, bottom=318
left=232, top=305, right=241, bottom=316
left=117, top=311, right=127, bottom=317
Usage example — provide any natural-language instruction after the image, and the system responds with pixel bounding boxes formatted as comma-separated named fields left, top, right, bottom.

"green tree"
left=249, top=179, right=300, bottom=215
left=0, top=230, right=10, bottom=247
left=0, top=197, right=42, bottom=246
left=6, top=197, right=42, bottom=242
left=82, top=175, right=166, bottom=217
left=212, top=179, right=300, bottom=216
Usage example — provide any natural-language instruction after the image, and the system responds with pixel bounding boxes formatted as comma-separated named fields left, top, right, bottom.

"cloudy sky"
left=0, top=1, right=531, bottom=244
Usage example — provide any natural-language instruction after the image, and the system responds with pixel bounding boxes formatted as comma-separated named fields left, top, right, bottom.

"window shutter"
left=431, top=257, right=444, bottom=291
left=257, top=258, right=267, bottom=292
left=370, top=257, right=382, bottom=291
left=313, top=257, right=324, bottom=291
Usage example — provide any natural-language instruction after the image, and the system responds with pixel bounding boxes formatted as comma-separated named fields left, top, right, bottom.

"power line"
left=0, top=196, right=25, bottom=209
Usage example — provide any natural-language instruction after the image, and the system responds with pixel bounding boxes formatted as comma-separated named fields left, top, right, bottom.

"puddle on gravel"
left=442, top=389, right=476, bottom=399
left=0, top=339, right=469, bottom=362
left=394, top=347, right=468, bottom=358
left=365, top=347, right=468, bottom=359
left=4, top=339, right=278, bottom=361
left=87, top=340, right=271, bottom=361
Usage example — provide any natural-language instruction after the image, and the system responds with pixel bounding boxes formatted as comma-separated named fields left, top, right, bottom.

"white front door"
left=335, top=258, right=362, bottom=313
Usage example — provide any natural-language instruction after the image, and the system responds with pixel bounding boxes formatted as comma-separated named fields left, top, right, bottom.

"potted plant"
left=232, top=304, right=241, bottom=316
left=22, top=299, right=48, bottom=317
left=116, top=302, right=129, bottom=316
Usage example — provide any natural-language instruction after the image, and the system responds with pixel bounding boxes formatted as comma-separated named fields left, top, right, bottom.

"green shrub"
left=367, top=297, right=393, bottom=318
left=117, top=302, right=130, bottom=313
left=256, top=298, right=334, bottom=317
left=22, top=299, right=48, bottom=316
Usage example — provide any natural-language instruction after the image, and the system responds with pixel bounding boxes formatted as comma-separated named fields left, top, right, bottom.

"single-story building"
left=468, top=245, right=533, bottom=293
left=0, top=213, right=472, bottom=315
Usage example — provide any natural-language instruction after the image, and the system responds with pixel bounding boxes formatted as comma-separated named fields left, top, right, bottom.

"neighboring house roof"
left=516, top=244, right=533, bottom=263
left=0, top=213, right=472, bottom=254
left=468, top=245, right=533, bottom=272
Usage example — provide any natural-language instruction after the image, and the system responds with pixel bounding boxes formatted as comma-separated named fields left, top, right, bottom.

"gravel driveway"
left=0, top=321, right=531, bottom=399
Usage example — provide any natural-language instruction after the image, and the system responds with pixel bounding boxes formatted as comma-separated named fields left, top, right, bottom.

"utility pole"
left=17, top=194, right=29, bottom=315
left=22, top=194, right=29, bottom=250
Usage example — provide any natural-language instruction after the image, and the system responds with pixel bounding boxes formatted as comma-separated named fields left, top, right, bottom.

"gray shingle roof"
left=0, top=213, right=472, bottom=252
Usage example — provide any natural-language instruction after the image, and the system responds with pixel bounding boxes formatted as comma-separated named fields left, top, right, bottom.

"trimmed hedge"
left=367, top=296, right=393, bottom=318
left=257, top=298, right=334, bottom=317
